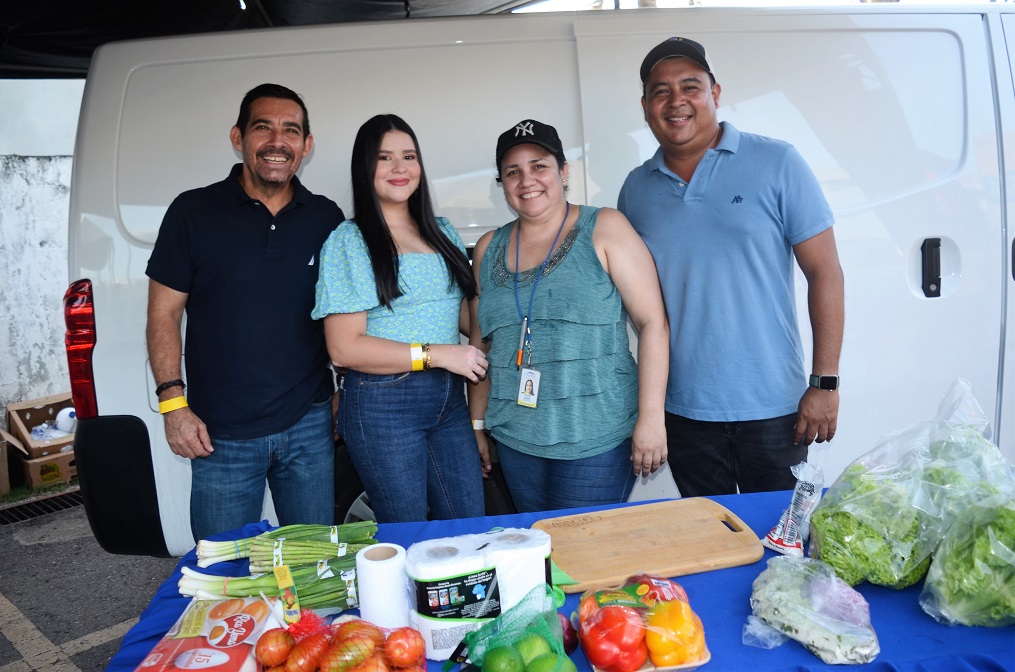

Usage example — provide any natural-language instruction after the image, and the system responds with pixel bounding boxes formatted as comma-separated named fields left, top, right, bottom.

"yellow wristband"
left=410, top=343, right=424, bottom=372
left=472, top=419, right=485, bottom=431
left=159, top=396, right=189, bottom=414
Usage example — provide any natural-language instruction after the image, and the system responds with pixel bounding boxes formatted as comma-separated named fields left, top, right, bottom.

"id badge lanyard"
left=514, top=203, right=569, bottom=406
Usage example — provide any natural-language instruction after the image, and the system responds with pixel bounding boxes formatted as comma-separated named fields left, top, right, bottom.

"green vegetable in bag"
left=919, top=499, right=1015, bottom=626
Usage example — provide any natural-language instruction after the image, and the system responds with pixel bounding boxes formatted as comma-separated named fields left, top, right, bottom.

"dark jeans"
left=665, top=412, right=806, bottom=496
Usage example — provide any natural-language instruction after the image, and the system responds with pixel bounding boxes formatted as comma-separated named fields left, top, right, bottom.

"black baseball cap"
left=495, top=119, right=566, bottom=171
left=640, top=37, right=713, bottom=83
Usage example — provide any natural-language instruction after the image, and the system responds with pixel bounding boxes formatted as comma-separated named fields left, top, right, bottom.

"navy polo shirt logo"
left=731, top=195, right=743, bottom=204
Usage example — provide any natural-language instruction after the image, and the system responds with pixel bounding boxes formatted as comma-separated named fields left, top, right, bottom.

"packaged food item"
left=763, top=461, right=823, bottom=557
left=577, top=574, right=708, bottom=672
left=748, top=556, right=878, bottom=665
left=135, top=596, right=281, bottom=671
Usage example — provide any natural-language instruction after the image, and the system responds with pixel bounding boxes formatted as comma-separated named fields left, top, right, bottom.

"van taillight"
left=64, top=279, right=98, bottom=420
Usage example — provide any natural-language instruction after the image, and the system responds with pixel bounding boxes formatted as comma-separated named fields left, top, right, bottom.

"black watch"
left=809, top=374, right=839, bottom=391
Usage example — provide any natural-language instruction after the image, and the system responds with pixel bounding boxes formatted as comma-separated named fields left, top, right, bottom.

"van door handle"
left=921, top=237, right=941, bottom=298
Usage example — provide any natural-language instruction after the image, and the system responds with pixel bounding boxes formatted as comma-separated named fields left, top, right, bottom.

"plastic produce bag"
left=809, top=379, right=1014, bottom=588
left=449, top=585, right=567, bottom=672
left=578, top=574, right=708, bottom=672
left=763, top=461, right=824, bottom=557
left=748, top=556, right=879, bottom=665
left=919, top=497, right=1015, bottom=626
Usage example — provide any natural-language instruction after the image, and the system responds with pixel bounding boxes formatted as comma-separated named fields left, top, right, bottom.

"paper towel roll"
left=481, top=528, right=552, bottom=611
left=355, top=543, right=411, bottom=629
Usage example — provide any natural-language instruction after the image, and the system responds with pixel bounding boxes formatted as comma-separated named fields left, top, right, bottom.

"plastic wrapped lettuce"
left=808, top=444, right=935, bottom=588
left=809, top=379, right=1013, bottom=589
left=919, top=498, right=1015, bottom=626
left=749, top=556, right=879, bottom=664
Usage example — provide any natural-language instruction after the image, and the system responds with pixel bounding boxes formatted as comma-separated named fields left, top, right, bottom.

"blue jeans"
left=496, top=439, right=636, bottom=513
left=190, top=398, right=335, bottom=541
left=665, top=412, right=806, bottom=496
left=338, top=368, right=485, bottom=523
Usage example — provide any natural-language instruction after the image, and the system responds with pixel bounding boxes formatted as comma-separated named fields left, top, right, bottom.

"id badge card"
left=517, top=368, right=540, bottom=408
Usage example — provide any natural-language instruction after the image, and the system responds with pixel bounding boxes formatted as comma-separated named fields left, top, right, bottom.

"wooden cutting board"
left=532, top=498, right=764, bottom=593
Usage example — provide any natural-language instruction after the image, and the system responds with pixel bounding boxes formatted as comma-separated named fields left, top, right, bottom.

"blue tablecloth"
left=107, top=492, right=1015, bottom=672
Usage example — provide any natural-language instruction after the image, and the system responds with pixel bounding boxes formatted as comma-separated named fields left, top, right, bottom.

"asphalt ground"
left=0, top=500, right=178, bottom=671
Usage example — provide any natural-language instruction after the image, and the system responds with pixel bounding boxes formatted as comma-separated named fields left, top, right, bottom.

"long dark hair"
left=350, top=114, right=476, bottom=309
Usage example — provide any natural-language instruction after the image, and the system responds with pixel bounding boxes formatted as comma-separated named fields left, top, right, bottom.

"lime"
left=526, top=653, right=577, bottom=672
left=483, top=646, right=525, bottom=672
left=512, top=633, right=552, bottom=665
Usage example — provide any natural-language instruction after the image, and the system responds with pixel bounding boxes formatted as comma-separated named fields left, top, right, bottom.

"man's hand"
left=164, top=407, right=214, bottom=459
left=794, top=387, right=839, bottom=445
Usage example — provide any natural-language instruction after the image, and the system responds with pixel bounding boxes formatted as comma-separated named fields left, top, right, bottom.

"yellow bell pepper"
left=644, top=599, right=707, bottom=667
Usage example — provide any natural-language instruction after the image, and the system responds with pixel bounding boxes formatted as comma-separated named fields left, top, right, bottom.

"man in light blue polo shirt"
left=618, top=37, right=845, bottom=496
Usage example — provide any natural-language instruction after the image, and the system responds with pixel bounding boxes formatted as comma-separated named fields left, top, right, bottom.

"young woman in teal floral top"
left=312, top=114, right=487, bottom=523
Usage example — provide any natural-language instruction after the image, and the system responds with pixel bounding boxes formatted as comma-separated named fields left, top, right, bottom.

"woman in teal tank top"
left=468, top=119, right=671, bottom=513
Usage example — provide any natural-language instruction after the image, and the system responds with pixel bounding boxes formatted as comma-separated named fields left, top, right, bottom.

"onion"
left=286, top=632, right=331, bottom=672
left=255, top=628, right=295, bottom=667
left=558, top=611, right=578, bottom=655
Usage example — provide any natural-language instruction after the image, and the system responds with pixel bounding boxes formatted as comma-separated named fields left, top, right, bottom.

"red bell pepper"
left=579, top=605, right=648, bottom=672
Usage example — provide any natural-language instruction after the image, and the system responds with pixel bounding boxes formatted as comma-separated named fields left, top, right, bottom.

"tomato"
left=383, top=627, right=426, bottom=668
left=334, top=619, right=387, bottom=648
left=255, top=628, right=295, bottom=667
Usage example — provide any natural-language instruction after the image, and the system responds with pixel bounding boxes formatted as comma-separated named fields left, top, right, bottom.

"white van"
left=65, top=6, right=1015, bottom=556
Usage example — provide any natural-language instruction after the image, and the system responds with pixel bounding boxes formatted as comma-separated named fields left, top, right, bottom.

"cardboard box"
left=0, top=429, right=77, bottom=489
left=6, top=392, right=76, bottom=459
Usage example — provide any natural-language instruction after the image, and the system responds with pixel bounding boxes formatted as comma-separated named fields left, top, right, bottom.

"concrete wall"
left=0, top=80, right=85, bottom=428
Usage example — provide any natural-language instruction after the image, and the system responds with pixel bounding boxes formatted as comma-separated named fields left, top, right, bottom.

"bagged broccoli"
left=919, top=497, right=1015, bottom=626
left=748, top=556, right=879, bottom=665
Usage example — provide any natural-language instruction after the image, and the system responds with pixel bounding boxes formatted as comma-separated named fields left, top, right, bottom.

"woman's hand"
left=630, top=416, right=667, bottom=477
left=475, top=430, right=493, bottom=479
left=430, top=343, right=489, bottom=383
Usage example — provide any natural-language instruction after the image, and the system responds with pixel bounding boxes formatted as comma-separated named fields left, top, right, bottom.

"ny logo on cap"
left=514, top=122, right=535, bottom=137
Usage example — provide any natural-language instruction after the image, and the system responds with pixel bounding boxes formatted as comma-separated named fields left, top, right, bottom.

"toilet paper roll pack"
left=404, top=528, right=552, bottom=660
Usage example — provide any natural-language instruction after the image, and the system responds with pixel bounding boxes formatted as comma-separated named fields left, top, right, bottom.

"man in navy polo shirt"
left=146, top=83, right=344, bottom=541
left=618, top=38, right=845, bottom=496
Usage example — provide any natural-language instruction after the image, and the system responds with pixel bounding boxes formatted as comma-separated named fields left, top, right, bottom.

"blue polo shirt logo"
left=731, top=195, right=743, bottom=204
